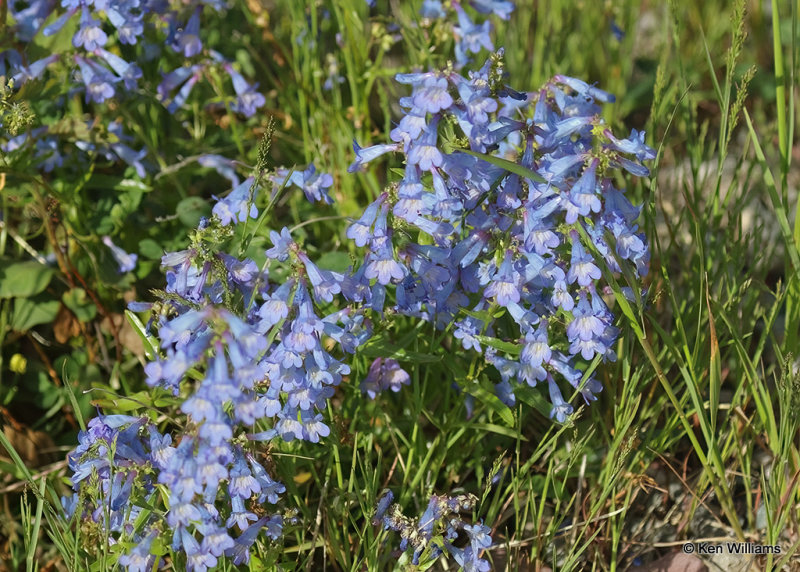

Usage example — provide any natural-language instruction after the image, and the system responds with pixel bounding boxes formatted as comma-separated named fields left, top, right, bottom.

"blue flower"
left=173, top=8, right=203, bottom=57
left=118, top=531, right=159, bottom=572
left=212, top=178, right=257, bottom=226
left=347, top=193, right=385, bottom=247
left=469, top=0, right=515, bottom=19
left=547, top=374, right=573, bottom=422
left=287, top=163, right=335, bottom=204
left=74, top=7, right=108, bottom=51
left=483, top=252, right=520, bottom=306
left=102, top=236, right=137, bottom=272
left=453, top=6, right=494, bottom=66
left=566, top=232, right=602, bottom=287
left=413, top=76, right=453, bottom=114
left=348, top=141, right=400, bottom=172
left=360, top=358, right=411, bottom=398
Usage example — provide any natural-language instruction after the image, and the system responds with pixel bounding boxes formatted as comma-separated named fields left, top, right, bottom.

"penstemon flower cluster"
left=2, top=0, right=265, bottom=176
left=373, top=490, right=493, bottom=570
left=347, top=50, right=653, bottom=421
left=5, top=0, right=262, bottom=113
left=61, top=3, right=653, bottom=567
left=64, top=165, right=372, bottom=569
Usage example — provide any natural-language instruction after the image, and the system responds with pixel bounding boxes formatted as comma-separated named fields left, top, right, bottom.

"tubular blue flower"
left=604, top=128, right=656, bottom=161
left=553, top=74, right=615, bottom=103
left=102, top=236, right=137, bottom=272
left=302, top=412, right=330, bottom=443
left=391, top=107, right=428, bottom=147
left=287, top=163, right=335, bottom=204
left=453, top=6, right=493, bottom=66
left=407, top=116, right=443, bottom=172
left=360, top=358, right=411, bottom=398
left=420, top=0, right=445, bottom=17
left=347, top=193, right=385, bottom=247
left=547, top=374, right=573, bottom=422
left=200, top=524, right=235, bottom=558
left=265, top=227, right=295, bottom=262
left=566, top=232, right=602, bottom=287
left=107, top=6, right=144, bottom=44
left=469, top=0, right=514, bottom=19
left=74, top=8, right=108, bottom=51
left=483, top=252, right=520, bottom=307
left=228, top=454, right=261, bottom=499
left=95, top=49, right=142, bottom=90
left=225, top=66, right=266, bottom=118
left=225, top=515, right=272, bottom=565
left=9, top=54, right=59, bottom=84
left=566, top=291, right=606, bottom=342
left=373, top=490, right=394, bottom=524
left=348, top=141, right=400, bottom=172
left=76, top=56, right=117, bottom=103
left=118, top=531, right=159, bottom=572
left=173, top=8, right=203, bottom=57
left=413, top=76, right=453, bottom=114
left=212, top=177, right=257, bottom=226
left=564, top=159, right=601, bottom=224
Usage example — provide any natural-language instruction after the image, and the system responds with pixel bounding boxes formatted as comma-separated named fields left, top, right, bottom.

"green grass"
left=1, top=0, right=799, bottom=570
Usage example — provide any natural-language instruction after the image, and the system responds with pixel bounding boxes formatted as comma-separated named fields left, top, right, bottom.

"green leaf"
left=515, top=386, right=554, bottom=418
left=475, top=335, right=521, bottom=355
left=10, top=296, right=60, bottom=331
left=359, top=336, right=441, bottom=363
left=0, top=261, right=55, bottom=299
left=470, top=422, right=528, bottom=441
left=457, top=149, right=547, bottom=183
left=85, top=174, right=152, bottom=193
left=138, top=239, right=164, bottom=260
left=461, top=383, right=515, bottom=426
left=316, top=251, right=352, bottom=273
left=91, top=391, right=153, bottom=412
left=176, top=196, right=211, bottom=228
left=62, top=288, right=97, bottom=322
left=125, top=310, right=159, bottom=361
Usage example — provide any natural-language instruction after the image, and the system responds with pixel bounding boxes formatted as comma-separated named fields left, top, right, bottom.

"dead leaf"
left=53, top=304, right=80, bottom=344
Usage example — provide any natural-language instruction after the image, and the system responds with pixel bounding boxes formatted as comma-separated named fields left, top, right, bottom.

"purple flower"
left=360, top=358, right=411, bottom=398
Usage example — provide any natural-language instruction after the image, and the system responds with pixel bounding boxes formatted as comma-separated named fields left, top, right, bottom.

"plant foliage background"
left=1, top=0, right=799, bottom=570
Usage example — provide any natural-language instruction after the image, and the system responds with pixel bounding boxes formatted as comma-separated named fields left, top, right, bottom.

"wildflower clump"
left=374, top=490, right=493, bottom=571
left=63, top=47, right=653, bottom=568
left=347, top=50, right=654, bottom=420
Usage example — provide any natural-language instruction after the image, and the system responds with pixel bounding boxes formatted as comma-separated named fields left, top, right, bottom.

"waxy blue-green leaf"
left=457, top=149, right=547, bottom=183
